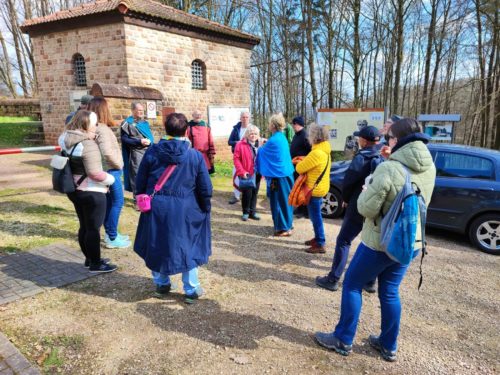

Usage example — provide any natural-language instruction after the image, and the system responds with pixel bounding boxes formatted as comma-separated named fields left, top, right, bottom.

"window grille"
left=191, top=60, right=205, bottom=89
left=73, top=54, right=87, bottom=87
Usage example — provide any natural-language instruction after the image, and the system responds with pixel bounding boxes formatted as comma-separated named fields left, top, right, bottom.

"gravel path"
left=0, top=152, right=498, bottom=374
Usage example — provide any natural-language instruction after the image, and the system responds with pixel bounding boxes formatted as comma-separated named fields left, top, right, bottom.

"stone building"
left=21, top=0, right=259, bottom=159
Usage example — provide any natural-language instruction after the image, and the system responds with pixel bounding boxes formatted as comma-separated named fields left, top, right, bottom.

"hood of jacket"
left=63, top=130, right=90, bottom=149
left=389, top=137, right=434, bottom=174
left=153, top=139, right=190, bottom=164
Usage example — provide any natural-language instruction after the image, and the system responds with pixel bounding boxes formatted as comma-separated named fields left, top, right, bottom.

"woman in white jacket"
left=59, top=110, right=117, bottom=273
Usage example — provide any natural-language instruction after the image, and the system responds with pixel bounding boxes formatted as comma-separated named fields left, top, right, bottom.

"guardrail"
left=0, top=146, right=61, bottom=155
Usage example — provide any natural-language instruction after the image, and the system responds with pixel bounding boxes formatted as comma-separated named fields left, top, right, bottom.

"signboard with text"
left=208, top=105, right=250, bottom=137
left=316, top=108, right=385, bottom=151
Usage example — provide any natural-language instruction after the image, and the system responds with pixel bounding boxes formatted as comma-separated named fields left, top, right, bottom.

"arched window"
left=191, top=60, right=206, bottom=90
left=73, top=54, right=87, bottom=87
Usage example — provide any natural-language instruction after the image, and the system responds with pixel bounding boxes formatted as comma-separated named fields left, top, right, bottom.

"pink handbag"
left=136, top=165, right=177, bottom=213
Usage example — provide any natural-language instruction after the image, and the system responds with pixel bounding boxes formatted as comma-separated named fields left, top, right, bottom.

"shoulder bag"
left=136, top=165, right=177, bottom=213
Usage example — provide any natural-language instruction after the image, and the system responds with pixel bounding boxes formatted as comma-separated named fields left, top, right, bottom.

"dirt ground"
left=0, top=152, right=499, bottom=375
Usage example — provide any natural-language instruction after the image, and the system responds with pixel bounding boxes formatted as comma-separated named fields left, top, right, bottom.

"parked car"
left=321, top=144, right=500, bottom=255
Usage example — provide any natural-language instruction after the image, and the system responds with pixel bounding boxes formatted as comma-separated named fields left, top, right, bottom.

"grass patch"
left=213, top=160, right=233, bottom=177
left=0, top=116, right=38, bottom=123
left=0, top=121, right=41, bottom=148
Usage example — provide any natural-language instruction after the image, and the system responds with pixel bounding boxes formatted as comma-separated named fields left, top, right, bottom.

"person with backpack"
left=314, top=118, right=436, bottom=362
left=315, top=125, right=383, bottom=292
left=58, top=110, right=117, bottom=273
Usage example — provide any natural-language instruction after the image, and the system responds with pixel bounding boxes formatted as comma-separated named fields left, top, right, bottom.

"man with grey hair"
left=188, top=109, right=216, bottom=174
left=121, top=102, right=154, bottom=194
left=227, top=110, right=251, bottom=204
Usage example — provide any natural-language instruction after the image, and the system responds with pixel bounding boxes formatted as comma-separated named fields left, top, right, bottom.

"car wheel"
left=321, top=187, right=343, bottom=218
left=468, top=214, right=500, bottom=255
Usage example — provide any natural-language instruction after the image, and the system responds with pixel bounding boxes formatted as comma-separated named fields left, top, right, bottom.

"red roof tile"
left=21, top=0, right=259, bottom=44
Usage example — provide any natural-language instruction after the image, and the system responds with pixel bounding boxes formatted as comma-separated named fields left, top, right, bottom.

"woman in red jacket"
left=233, top=125, right=262, bottom=221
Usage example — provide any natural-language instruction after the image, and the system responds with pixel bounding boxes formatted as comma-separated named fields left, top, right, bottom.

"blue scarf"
left=256, top=131, right=294, bottom=178
left=126, top=116, right=154, bottom=143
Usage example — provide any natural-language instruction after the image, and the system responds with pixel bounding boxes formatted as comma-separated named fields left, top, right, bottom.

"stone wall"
left=30, top=21, right=252, bottom=159
left=31, top=23, right=128, bottom=143
left=0, top=99, right=41, bottom=119
left=123, top=23, right=252, bottom=134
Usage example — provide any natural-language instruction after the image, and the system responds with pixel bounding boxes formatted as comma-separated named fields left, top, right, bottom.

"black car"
left=321, top=144, right=500, bottom=255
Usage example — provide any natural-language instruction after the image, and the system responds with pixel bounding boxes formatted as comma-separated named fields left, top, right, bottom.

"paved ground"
left=0, top=332, right=40, bottom=375
left=0, top=243, right=96, bottom=374
left=0, top=243, right=94, bottom=305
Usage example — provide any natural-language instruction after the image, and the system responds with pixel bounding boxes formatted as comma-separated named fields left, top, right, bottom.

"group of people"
left=60, top=97, right=436, bottom=360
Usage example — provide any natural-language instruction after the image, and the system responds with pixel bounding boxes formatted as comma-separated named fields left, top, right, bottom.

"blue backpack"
left=380, top=164, right=427, bottom=272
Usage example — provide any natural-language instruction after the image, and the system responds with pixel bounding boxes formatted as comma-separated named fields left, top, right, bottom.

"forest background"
left=0, top=0, right=498, bottom=149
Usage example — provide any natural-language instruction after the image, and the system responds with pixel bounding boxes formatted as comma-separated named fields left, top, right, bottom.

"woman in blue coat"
left=134, top=113, right=212, bottom=302
left=256, top=113, right=295, bottom=236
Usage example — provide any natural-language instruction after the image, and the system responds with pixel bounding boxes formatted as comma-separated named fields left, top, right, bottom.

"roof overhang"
left=21, top=1, right=259, bottom=50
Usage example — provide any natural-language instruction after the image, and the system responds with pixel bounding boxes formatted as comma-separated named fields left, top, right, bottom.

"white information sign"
left=146, top=101, right=157, bottom=119
left=208, top=106, right=250, bottom=137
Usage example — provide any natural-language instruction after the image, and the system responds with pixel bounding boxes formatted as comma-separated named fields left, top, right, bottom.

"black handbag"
left=51, top=143, right=85, bottom=193
left=239, top=174, right=256, bottom=189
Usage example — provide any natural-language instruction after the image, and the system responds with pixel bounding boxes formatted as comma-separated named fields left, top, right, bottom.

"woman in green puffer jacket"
left=314, top=118, right=436, bottom=362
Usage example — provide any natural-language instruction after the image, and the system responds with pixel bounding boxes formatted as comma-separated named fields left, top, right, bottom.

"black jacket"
left=290, top=129, right=311, bottom=159
left=228, top=122, right=243, bottom=153
left=342, top=145, right=382, bottom=204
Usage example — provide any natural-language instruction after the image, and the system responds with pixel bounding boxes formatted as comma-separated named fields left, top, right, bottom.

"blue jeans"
left=152, top=268, right=200, bottom=295
left=333, top=243, right=416, bottom=352
left=328, top=203, right=363, bottom=280
left=104, top=169, right=124, bottom=240
left=307, top=197, right=325, bottom=246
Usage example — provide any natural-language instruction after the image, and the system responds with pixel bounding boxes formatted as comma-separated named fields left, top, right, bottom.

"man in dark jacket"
left=227, top=111, right=251, bottom=204
left=316, top=126, right=383, bottom=292
left=290, top=115, right=311, bottom=218
left=121, top=102, right=154, bottom=195
left=65, top=94, right=93, bottom=125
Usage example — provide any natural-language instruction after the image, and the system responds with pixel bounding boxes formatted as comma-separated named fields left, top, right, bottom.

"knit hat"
left=292, top=116, right=305, bottom=127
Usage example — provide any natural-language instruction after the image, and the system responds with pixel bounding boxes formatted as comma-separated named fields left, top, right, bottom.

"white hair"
left=243, top=125, right=260, bottom=139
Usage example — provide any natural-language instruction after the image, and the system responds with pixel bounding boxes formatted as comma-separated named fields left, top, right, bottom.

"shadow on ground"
left=136, top=299, right=316, bottom=350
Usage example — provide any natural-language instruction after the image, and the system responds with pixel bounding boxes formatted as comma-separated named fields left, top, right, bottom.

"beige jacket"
left=96, top=124, right=123, bottom=170
left=58, top=130, right=114, bottom=193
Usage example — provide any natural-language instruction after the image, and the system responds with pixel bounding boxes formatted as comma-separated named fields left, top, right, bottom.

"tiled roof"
left=21, top=0, right=259, bottom=43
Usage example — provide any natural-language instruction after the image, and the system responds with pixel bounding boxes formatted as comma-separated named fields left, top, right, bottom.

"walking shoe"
left=185, top=288, right=204, bottom=304
left=305, top=244, right=326, bottom=254
left=363, top=283, right=377, bottom=294
left=105, top=233, right=129, bottom=242
left=89, top=261, right=118, bottom=273
left=249, top=213, right=260, bottom=220
left=304, top=238, right=317, bottom=246
left=315, top=276, right=339, bottom=291
left=242, top=213, right=249, bottom=221
left=314, top=332, right=352, bottom=356
left=154, top=284, right=171, bottom=297
left=228, top=196, right=239, bottom=204
left=104, top=236, right=131, bottom=249
left=84, top=257, right=110, bottom=268
left=274, top=230, right=292, bottom=237
left=368, top=335, right=397, bottom=362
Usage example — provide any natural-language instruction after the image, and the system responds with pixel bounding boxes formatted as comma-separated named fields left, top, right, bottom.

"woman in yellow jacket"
left=296, top=124, right=331, bottom=253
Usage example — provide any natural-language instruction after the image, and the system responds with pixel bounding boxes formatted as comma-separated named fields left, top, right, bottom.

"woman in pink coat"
left=233, top=125, right=262, bottom=221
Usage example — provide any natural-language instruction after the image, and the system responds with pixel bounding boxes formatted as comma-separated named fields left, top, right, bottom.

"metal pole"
left=0, top=146, right=61, bottom=156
